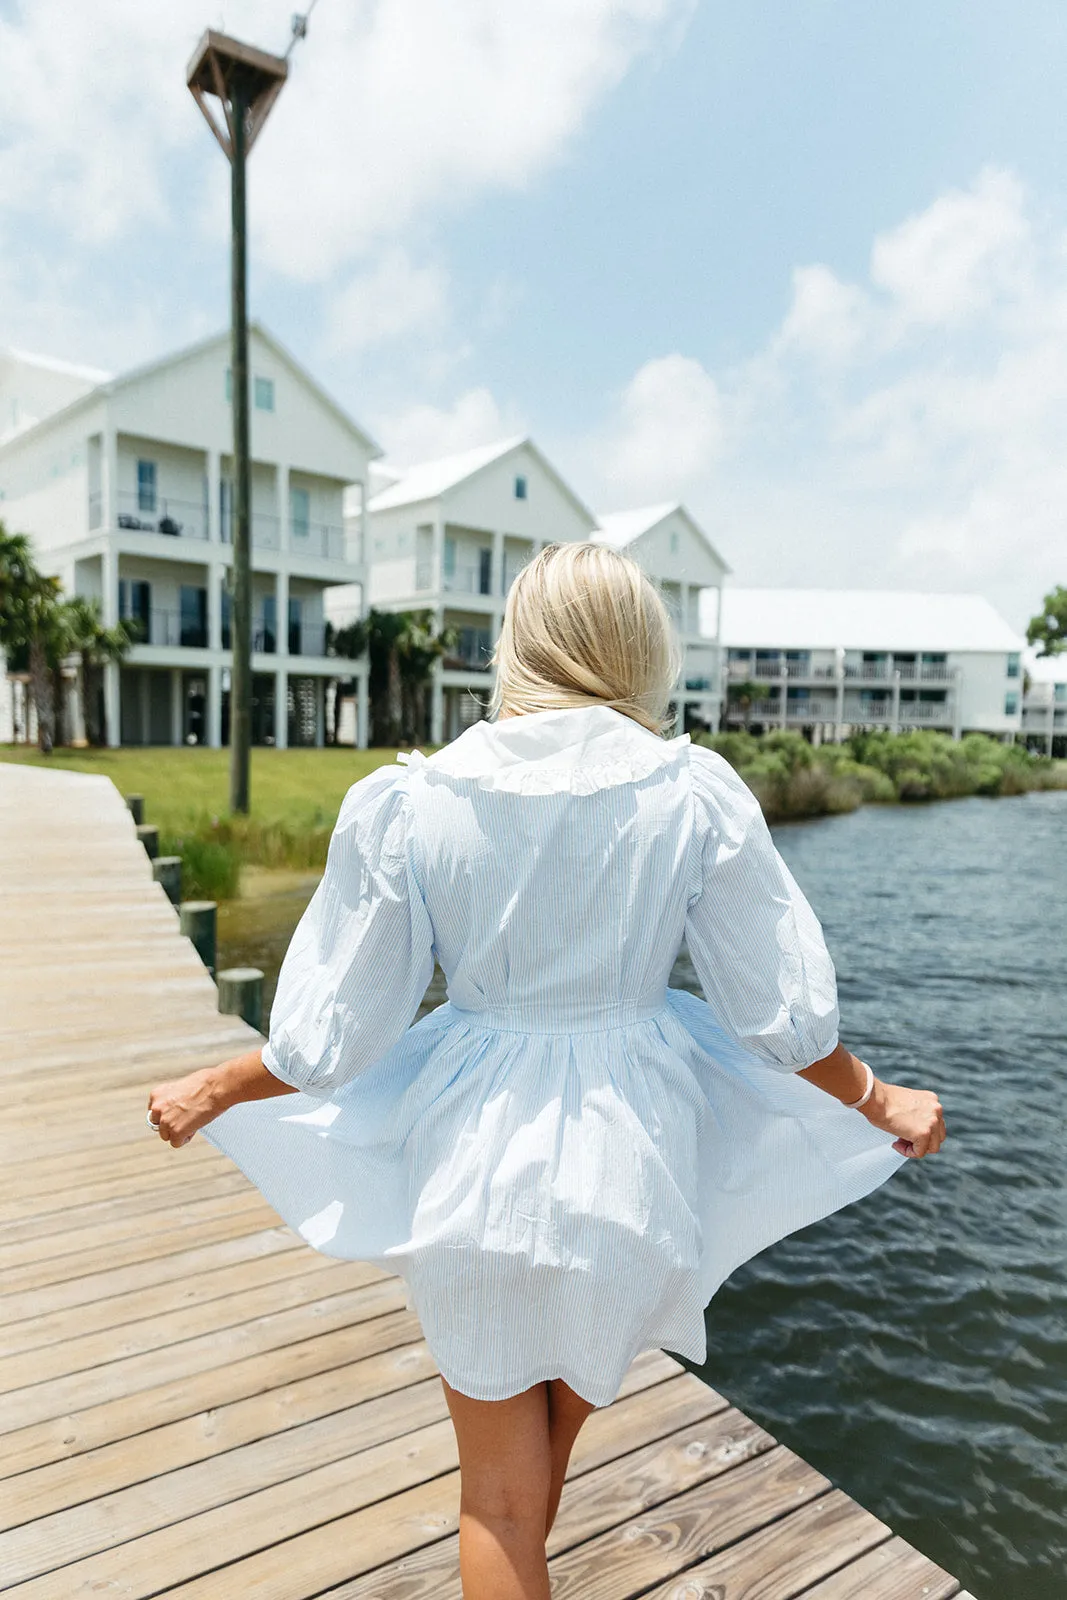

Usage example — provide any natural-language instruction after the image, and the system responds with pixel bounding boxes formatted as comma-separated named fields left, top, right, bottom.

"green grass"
left=0, top=746, right=403, bottom=898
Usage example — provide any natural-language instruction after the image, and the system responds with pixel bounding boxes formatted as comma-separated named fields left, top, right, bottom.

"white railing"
left=444, top=564, right=493, bottom=597
left=115, top=490, right=209, bottom=541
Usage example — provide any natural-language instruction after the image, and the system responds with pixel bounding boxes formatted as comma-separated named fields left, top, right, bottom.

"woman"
left=149, top=543, right=944, bottom=1600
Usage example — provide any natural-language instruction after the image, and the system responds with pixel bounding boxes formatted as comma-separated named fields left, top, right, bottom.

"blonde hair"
left=490, top=542, right=681, bottom=735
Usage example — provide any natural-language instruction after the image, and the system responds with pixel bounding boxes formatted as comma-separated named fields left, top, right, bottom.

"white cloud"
left=379, top=387, right=520, bottom=467
left=596, top=354, right=724, bottom=502
left=585, top=170, right=1067, bottom=627
left=331, top=250, right=448, bottom=351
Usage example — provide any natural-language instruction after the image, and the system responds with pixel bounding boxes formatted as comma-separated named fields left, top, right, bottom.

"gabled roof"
left=594, top=501, right=731, bottom=573
left=0, top=322, right=381, bottom=459
left=368, top=435, right=598, bottom=528
left=716, top=589, right=1025, bottom=654
left=2, top=347, right=112, bottom=385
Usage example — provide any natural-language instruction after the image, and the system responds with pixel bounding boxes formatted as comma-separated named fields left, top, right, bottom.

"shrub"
left=161, top=832, right=242, bottom=900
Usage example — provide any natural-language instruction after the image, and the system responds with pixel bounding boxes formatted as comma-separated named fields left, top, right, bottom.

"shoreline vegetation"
left=698, top=728, right=1067, bottom=823
left=2, top=730, right=1064, bottom=899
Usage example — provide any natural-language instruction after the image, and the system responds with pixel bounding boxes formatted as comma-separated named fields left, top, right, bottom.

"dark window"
left=728, top=648, right=752, bottom=662
left=922, top=652, right=947, bottom=664
left=259, top=594, right=277, bottom=654
left=288, top=596, right=303, bottom=655
left=514, top=475, right=527, bottom=500
left=1007, top=653, right=1021, bottom=678
left=478, top=548, right=492, bottom=595
left=1005, top=692, right=1019, bottom=716
left=254, top=376, right=275, bottom=412
left=221, top=587, right=232, bottom=649
left=137, top=459, right=157, bottom=513
left=179, top=585, right=207, bottom=648
left=119, top=579, right=151, bottom=639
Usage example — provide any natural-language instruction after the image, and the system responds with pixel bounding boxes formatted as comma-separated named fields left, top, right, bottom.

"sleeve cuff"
left=261, top=1038, right=307, bottom=1091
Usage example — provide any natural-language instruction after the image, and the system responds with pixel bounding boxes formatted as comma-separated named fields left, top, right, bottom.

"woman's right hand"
left=862, top=1081, right=946, bottom=1158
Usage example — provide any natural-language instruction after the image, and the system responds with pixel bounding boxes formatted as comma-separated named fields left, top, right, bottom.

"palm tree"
left=340, top=609, right=457, bottom=746
left=325, top=617, right=368, bottom=745
left=0, top=525, right=63, bottom=753
left=728, top=679, right=769, bottom=732
left=396, top=611, right=458, bottom=744
left=60, top=597, right=134, bottom=747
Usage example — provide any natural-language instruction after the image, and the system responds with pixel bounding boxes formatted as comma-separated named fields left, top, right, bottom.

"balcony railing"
left=443, top=563, right=493, bottom=597
left=415, top=559, right=434, bottom=591
left=115, top=491, right=209, bottom=540
left=289, top=623, right=327, bottom=658
left=291, top=522, right=346, bottom=561
left=220, top=512, right=281, bottom=550
left=125, top=610, right=208, bottom=648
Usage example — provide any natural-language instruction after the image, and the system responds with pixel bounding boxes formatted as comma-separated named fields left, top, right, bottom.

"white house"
left=0, top=324, right=378, bottom=748
left=351, top=436, right=599, bottom=742
left=0, top=347, right=109, bottom=445
left=711, top=589, right=1025, bottom=739
left=593, top=503, right=729, bottom=731
left=1022, top=650, right=1067, bottom=756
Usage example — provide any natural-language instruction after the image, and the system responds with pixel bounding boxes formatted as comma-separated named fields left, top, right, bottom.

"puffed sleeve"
left=684, top=746, right=840, bottom=1070
left=262, top=764, right=435, bottom=1093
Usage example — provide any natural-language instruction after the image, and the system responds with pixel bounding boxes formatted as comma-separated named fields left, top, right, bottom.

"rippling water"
left=220, top=792, right=1067, bottom=1599
left=678, top=793, right=1067, bottom=1600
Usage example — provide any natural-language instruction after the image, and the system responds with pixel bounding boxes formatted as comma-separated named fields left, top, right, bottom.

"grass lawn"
left=0, top=745, right=406, bottom=896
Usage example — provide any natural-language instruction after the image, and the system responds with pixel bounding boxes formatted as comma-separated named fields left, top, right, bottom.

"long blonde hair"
left=490, top=542, right=681, bottom=735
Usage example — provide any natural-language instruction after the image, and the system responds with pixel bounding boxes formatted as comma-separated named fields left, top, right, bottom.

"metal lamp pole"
left=186, top=30, right=289, bottom=813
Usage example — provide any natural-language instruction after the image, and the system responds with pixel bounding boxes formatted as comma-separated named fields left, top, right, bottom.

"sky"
left=3, top=0, right=1067, bottom=628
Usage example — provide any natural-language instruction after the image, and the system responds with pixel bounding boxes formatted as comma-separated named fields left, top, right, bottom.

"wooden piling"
left=218, top=966, right=264, bottom=1032
left=125, top=793, right=145, bottom=825
left=152, top=855, right=182, bottom=907
left=180, top=899, right=218, bottom=976
left=135, top=823, right=159, bottom=860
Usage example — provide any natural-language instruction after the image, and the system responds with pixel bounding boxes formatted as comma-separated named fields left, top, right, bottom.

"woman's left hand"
left=147, top=1069, right=221, bottom=1148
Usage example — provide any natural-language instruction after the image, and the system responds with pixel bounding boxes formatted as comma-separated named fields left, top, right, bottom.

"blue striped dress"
left=205, top=705, right=904, bottom=1406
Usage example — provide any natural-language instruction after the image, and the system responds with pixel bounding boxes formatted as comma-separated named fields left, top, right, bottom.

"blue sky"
left=3, top=0, right=1067, bottom=626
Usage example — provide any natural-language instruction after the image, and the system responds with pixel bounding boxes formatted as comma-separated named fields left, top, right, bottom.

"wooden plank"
left=1, top=1278, right=408, bottom=1431
left=0, top=1259, right=387, bottom=1392
left=797, top=1534, right=961, bottom=1599
left=638, top=1490, right=888, bottom=1597
left=0, top=1309, right=422, bottom=1477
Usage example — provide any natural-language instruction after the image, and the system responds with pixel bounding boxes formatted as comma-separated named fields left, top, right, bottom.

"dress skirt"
left=205, top=987, right=904, bottom=1409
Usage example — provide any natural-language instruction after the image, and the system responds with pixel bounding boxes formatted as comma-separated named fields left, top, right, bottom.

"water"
left=219, top=793, right=1067, bottom=1598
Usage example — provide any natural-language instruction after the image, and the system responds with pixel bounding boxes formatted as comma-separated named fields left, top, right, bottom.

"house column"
left=833, top=646, right=845, bottom=744
left=356, top=670, right=369, bottom=750
left=207, top=450, right=221, bottom=543
left=101, top=424, right=118, bottom=530
left=102, top=545, right=121, bottom=747
left=170, top=668, right=183, bottom=746
left=274, top=568, right=289, bottom=751
left=779, top=665, right=788, bottom=729
left=278, top=464, right=291, bottom=553
left=207, top=667, right=223, bottom=749
left=952, top=669, right=964, bottom=740
left=890, top=669, right=901, bottom=734
left=432, top=513, right=445, bottom=592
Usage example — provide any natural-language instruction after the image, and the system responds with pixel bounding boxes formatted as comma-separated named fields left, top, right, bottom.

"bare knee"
left=462, top=1473, right=548, bottom=1533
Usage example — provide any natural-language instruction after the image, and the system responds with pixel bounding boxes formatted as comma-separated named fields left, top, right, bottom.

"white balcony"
left=105, top=490, right=210, bottom=541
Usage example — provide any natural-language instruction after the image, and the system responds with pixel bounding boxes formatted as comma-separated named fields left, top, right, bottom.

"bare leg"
left=441, top=1376, right=553, bottom=1600
left=545, top=1378, right=597, bottom=1537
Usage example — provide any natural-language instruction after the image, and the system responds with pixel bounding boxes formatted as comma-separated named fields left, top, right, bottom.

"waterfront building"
left=1021, top=650, right=1067, bottom=756
left=351, top=436, right=598, bottom=742
left=712, top=589, right=1025, bottom=740
left=0, top=326, right=377, bottom=748
left=592, top=503, right=729, bottom=732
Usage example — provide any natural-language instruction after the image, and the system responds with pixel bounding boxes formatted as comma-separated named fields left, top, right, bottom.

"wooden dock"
left=0, top=762, right=972, bottom=1599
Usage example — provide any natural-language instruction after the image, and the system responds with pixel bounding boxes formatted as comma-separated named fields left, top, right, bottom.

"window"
left=179, top=585, right=207, bottom=648
left=259, top=594, right=277, bottom=654
left=1007, top=653, right=1021, bottom=678
left=443, top=536, right=457, bottom=581
left=1056, top=684, right=1067, bottom=704
left=119, top=579, right=151, bottom=639
left=254, top=376, right=275, bottom=412
left=288, top=596, right=303, bottom=655
left=514, top=475, right=527, bottom=500
left=669, top=530, right=679, bottom=553
left=1005, top=692, right=1019, bottom=716
left=728, top=648, right=752, bottom=662
left=478, top=547, right=492, bottom=595
left=290, top=485, right=310, bottom=539
left=137, top=459, right=157, bottom=513
left=224, top=368, right=232, bottom=402
left=221, top=587, right=232, bottom=649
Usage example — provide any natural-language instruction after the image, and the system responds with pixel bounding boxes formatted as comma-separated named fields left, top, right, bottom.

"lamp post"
left=186, top=31, right=288, bottom=813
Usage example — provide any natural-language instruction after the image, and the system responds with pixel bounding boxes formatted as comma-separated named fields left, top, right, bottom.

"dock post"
left=218, top=967, right=264, bottom=1031
left=152, top=856, right=182, bottom=907
left=135, top=823, right=159, bottom=860
left=180, top=901, right=218, bottom=977
left=126, top=794, right=145, bottom=825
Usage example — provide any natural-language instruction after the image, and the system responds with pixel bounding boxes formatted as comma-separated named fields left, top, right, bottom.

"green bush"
left=696, top=727, right=1065, bottom=820
left=161, top=831, right=242, bottom=900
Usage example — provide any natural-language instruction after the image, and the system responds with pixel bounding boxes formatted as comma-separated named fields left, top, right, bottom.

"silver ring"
left=146, top=1112, right=160, bottom=1132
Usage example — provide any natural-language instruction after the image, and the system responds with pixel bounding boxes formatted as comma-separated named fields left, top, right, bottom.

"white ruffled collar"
left=397, top=706, right=690, bottom=795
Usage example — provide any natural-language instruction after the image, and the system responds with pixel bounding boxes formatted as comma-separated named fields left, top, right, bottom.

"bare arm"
left=799, top=1042, right=946, bottom=1159
left=148, top=1048, right=296, bottom=1149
